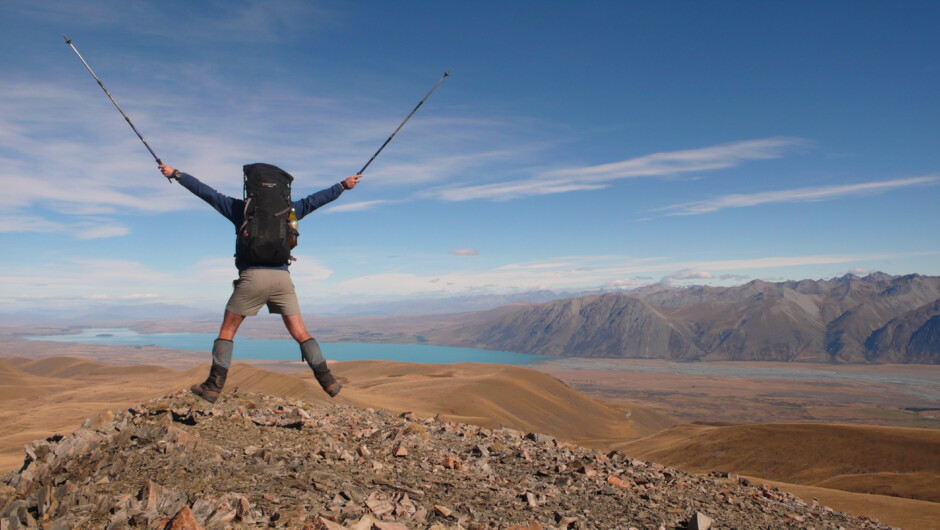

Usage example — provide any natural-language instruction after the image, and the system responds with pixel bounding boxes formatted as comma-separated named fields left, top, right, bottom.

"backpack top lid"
left=243, top=163, right=294, bottom=190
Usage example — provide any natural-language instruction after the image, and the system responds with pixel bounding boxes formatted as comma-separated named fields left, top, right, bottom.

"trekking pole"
left=62, top=35, right=168, bottom=180
left=358, top=71, right=450, bottom=175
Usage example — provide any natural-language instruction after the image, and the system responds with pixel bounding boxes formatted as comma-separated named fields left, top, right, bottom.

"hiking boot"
left=191, top=363, right=228, bottom=404
left=190, top=383, right=220, bottom=403
left=312, top=361, right=342, bottom=398
left=323, top=381, right=343, bottom=398
left=300, top=338, right=342, bottom=397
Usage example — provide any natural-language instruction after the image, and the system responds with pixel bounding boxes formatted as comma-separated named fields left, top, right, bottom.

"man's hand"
left=342, top=174, right=361, bottom=190
left=158, top=164, right=179, bottom=180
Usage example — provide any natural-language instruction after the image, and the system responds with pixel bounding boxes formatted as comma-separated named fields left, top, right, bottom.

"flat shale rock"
left=0, top=390, right=895, bottom=529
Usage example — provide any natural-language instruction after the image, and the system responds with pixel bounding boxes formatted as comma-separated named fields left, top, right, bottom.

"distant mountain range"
left=428, top=272, right=940, bottom=363
left=316, top=287, right=632, bottom=316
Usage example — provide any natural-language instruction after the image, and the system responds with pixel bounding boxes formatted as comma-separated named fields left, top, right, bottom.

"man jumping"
left=159, top=163, right=360, bottom=403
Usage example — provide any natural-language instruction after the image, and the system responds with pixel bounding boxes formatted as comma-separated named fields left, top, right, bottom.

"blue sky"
left=1, top=0, right=938, bottom=314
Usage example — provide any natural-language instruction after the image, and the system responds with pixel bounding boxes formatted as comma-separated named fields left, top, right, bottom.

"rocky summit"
left=1, top=391, right=892, bottom=529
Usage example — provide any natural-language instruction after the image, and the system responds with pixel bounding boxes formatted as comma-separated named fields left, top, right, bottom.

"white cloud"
left=74, top=222, right=130, bottom=240
left=657, top=175, right=939, bottom=216
left=425, top=137, right=803, bottom=202
left=450, top=249, right=479, bottom=256
left=543, top=137, right=801, bottom=181
left=496, top=262, right=571, bottom=270
left=88, top=293, right=160, bottom=301
left=0, top=214, right=129, bottom=240
left=429, top=180, right=607, bottom=202
left=0, top=215, right=65, bottom=235
left=325, top=200, right=396, bottom=213
left=661, top=270, right=715, bottom=284
left=0, top=68, right=537, bottom=230
left=0, top=259, right=173, bottom=304
left=362, top=148, right=530, bottom=186
left=601, top=279, right=642, bottom=290
left=11, top=0, right=338, bottom=43
left=635, top=254, right=895, bottom=274
left=287, top=255, right=334, bottom=283
left=185, top=257, right=240, bottom=284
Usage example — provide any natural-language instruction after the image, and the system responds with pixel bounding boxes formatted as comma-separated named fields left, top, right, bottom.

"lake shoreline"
left=21, top=327, right=552, bottom=366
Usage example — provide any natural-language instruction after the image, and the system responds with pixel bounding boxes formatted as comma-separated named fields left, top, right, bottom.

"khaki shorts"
left=225, top=269, right=301, bottom=316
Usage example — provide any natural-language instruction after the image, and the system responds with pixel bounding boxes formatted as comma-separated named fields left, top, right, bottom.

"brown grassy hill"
left=332, top=360, right=677, bottom=445
left=615, top=423, right=940, bottom=501
left=0, top=357, right=675, bottom=471
left=751, top=477, right=940, bottom=530
left=0, top=358, right=205, bottom=472
left=813, top=471, right=940, bottom=502
left=0, top=362, right=64, bottom=400
left=7, top=356, right=176, bottom=379
left=225, top=362, right=330, bottom=402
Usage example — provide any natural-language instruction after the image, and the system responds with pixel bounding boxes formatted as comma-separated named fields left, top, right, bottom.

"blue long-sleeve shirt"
left=177, top=172, right=344, bottom=271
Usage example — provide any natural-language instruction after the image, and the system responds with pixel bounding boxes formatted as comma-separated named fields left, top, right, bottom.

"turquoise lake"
left=24, top=328, right=550, bottom=365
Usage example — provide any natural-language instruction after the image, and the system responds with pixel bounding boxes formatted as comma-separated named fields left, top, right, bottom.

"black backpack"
left=237, top=163, right=295, bottom=266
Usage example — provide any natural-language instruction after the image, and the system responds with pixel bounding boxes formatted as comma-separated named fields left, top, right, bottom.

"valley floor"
left=535, top=357, right=940, bottom=430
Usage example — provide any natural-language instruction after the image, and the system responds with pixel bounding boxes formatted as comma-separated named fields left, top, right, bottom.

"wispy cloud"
left=543, top=137, right=801, bottom=180
left=495, top=261, right=573, bottom=270
left=281, top=254, right=334, bottom=283
left=324, top=200, right=398, bottom=214
left=660, top=270, right=714, bottom=284
left=0, top=214, right=129, bottom=240
left=643, top=253, right=898, bottom=273
left=429, top=180, right=608, bottom=202
left=0, top=258, right=173, bottom=303
left=74, top=222, right=130, bottom=240
left=657, top=175, right=939, bottom=216
left=450, top=248, right=479, bottom=256
left=0, top=254, right=331, bottom=311
left=0, top=70, right=526, bottom=232
left=9, top=0, right=338, bottom=43
left=364, top=147, right=536, bottom=186
left=424, top=137, right=804, bottom=202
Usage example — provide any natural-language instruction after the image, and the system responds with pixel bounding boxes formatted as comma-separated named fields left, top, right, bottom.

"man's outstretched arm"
left=159, top=164, right=241, bottom=223
left=294, top=174, right=361, bottom=219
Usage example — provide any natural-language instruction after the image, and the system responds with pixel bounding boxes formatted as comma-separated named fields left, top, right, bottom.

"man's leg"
left=283, top=314, right=342, bottom=398
left=192, top=310, right=245, bottom=403
left=282, top=313, right=311, bottom=343
left=219, top=310, right=246, bottom=340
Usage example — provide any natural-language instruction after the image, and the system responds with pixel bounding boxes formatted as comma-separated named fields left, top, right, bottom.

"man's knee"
left=282, top=314, right=311, bottom=342
left=219, top=311, right=246, bottom=340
